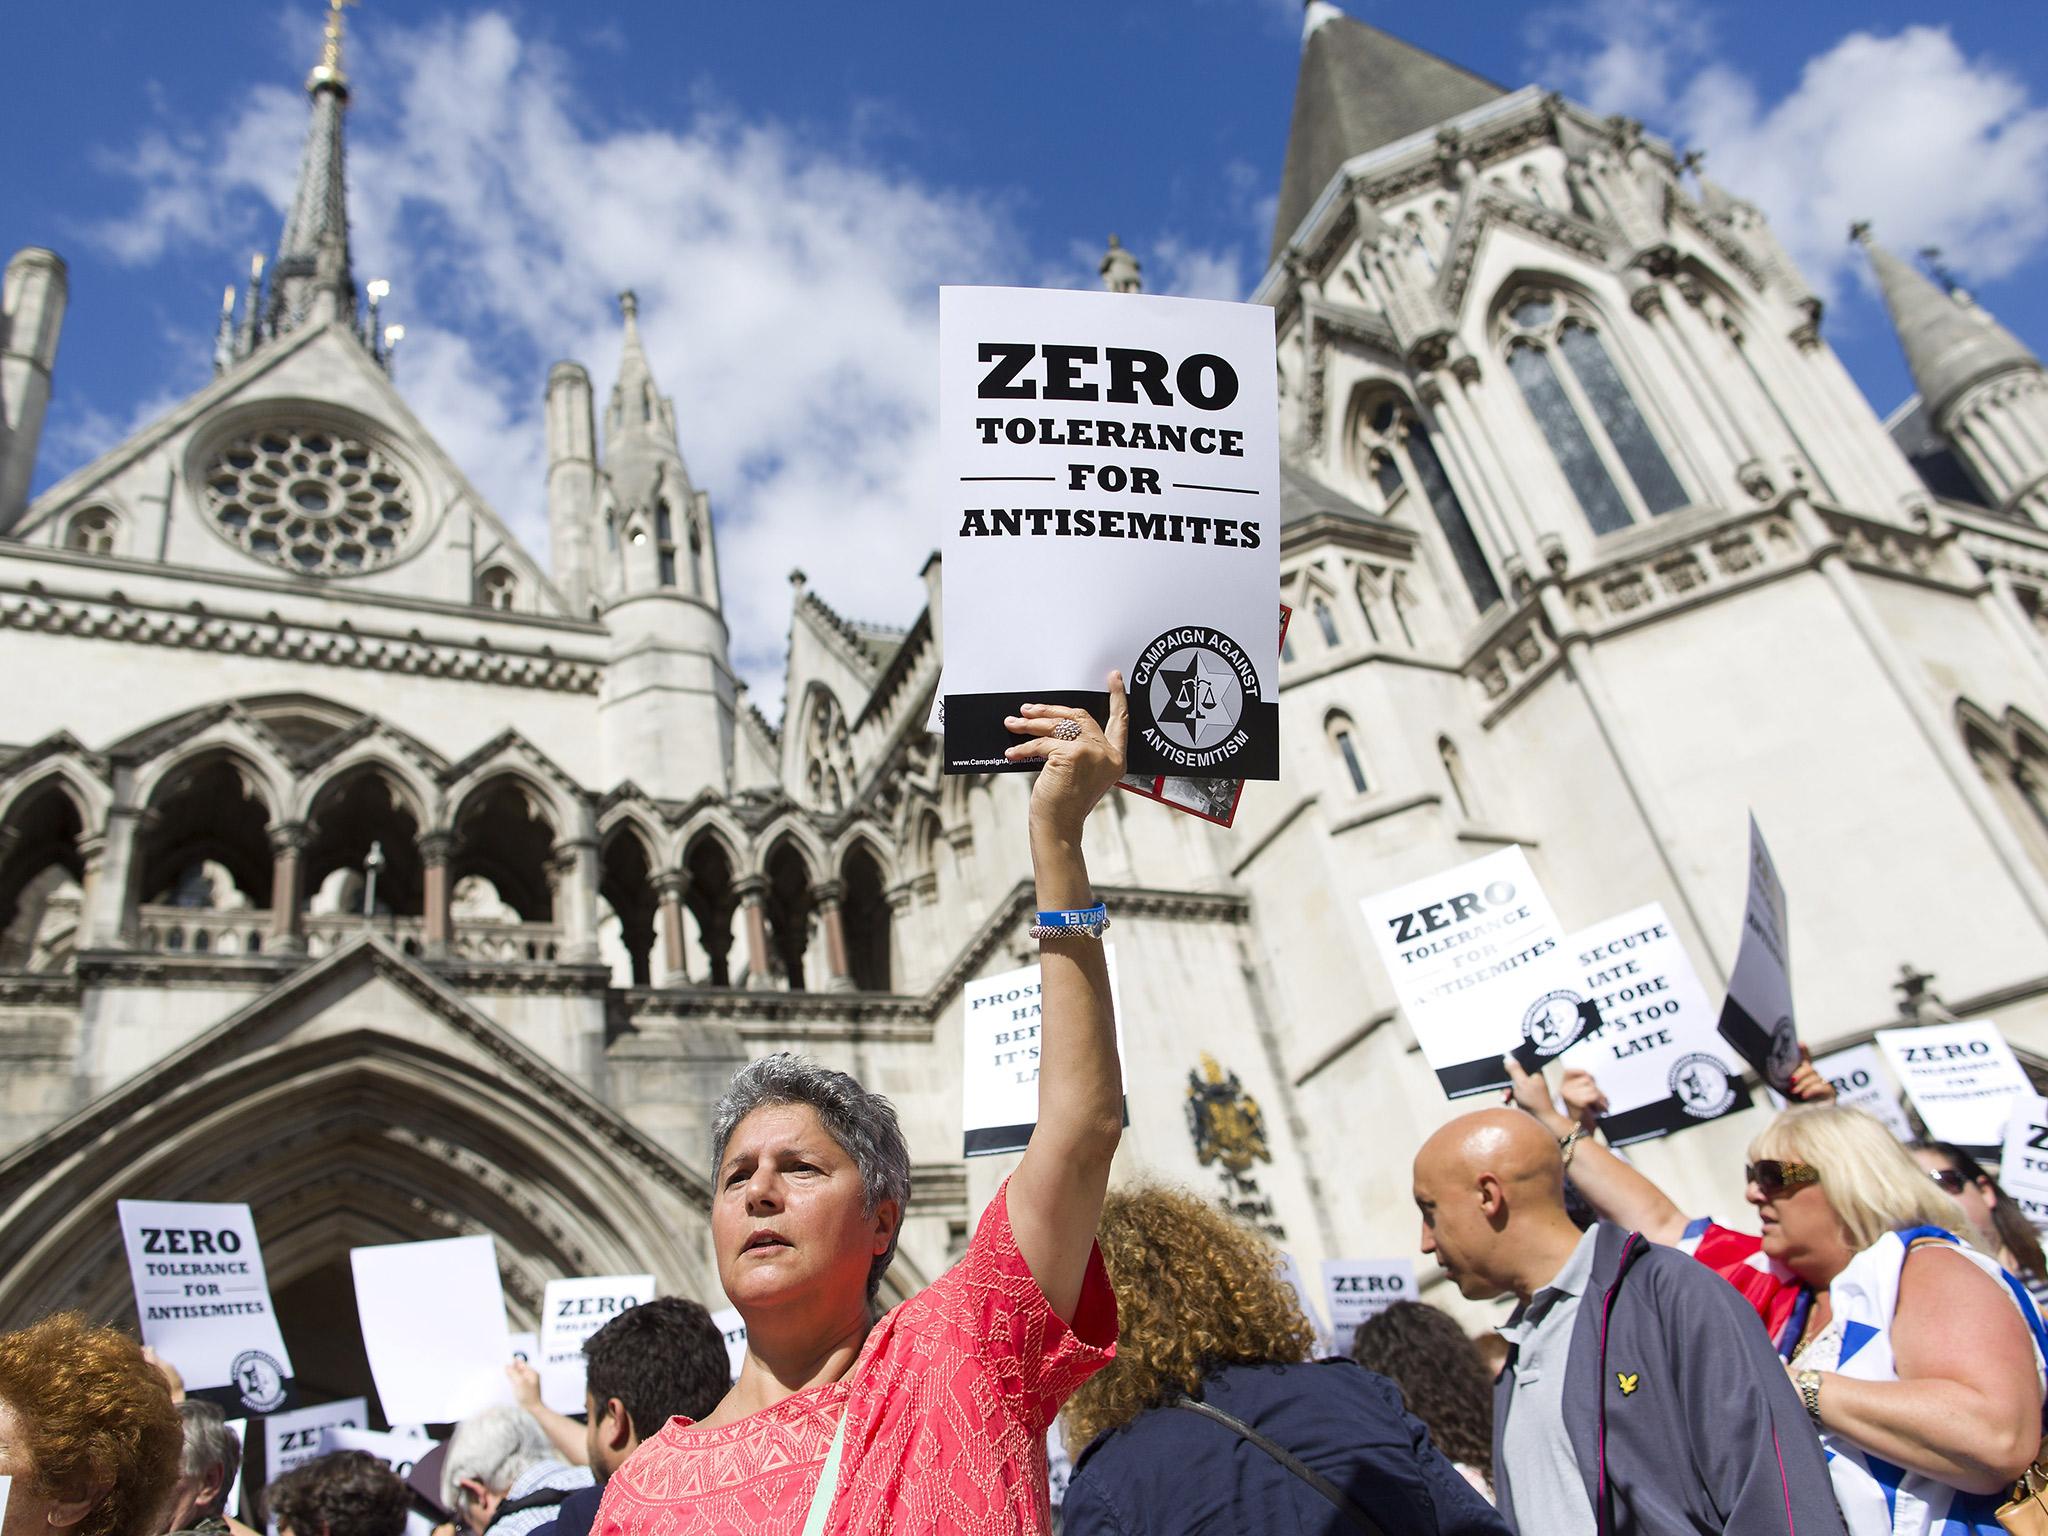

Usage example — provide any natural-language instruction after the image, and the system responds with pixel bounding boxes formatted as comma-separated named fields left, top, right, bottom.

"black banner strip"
left=1437, top=1056, right=1512, bottom=1098
left=945, top=691, right=1108, bottom=775
left=963, top=1123, right=1036, bottom=1158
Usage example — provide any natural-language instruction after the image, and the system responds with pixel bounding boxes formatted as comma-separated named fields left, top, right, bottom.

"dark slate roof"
left=1887, top=396, right=1991, bottom=510
left=1280, top=461, right=1378, bottom=526
left=1269, top=14, right=1506, bottom=262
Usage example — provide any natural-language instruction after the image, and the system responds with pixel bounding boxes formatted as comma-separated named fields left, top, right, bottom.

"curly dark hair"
left=1059, top=1183, right=1315, bottom=1454
left=585, top=1297, right=729, bottom=1435
left=267, top=1450, right=408, bottom=1536
left=0, top=1311, right=182, bottom=1536
left=1350, top=1300, right=1495, bottom=1481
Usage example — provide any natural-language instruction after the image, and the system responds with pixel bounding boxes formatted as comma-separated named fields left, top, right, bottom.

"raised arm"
left=506, top=1359, right=590, bottom=1466
left=1503, top=1058, right=1689, bottom=1246
left=1002, top=672, right=1129, bottom=1323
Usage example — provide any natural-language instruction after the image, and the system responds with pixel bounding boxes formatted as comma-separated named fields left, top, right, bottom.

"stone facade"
left=4, top=8, right=2048, bottom=1382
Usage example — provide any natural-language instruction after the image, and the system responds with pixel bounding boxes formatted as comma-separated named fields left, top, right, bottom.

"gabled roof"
left=1271, top=12, right=1506, bottom=262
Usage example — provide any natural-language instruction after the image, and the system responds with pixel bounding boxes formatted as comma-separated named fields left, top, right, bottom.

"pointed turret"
left=265, top=0, right=359, bottom=337
left=1270, top=7, right=1504, bottom=262
left=1857, top=228, right=2040, bottom=423
left=596, top=291, right=712, bottom=606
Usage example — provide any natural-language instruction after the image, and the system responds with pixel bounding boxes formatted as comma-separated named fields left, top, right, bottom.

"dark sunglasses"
left=1745, top=1159, right=1821, bottom=1197
left=1928, top=1167, right=1968, bottom=1194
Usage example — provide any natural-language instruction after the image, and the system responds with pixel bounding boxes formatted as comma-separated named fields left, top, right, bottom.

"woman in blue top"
left=1059, top=1183, right=1504, bottom=1536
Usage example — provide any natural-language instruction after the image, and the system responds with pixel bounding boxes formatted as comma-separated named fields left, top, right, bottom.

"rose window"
left=203, top=425, right=418, bottom=575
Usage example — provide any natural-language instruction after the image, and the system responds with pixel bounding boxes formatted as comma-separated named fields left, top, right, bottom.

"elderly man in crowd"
left=1413, top=1107, right=1845, bottom=1535
left=442, top=1405, right=592, bottom=1536
left=269, top=1450, right=408, bottom=1536
left=159, top=1402, right=247, bottom=1536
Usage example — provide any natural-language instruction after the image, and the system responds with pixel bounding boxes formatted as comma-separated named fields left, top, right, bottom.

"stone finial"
left=1100, top=234, right=1142, bottom=295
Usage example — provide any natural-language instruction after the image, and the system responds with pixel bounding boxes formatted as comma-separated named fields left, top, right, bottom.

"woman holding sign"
left=596, top=679, right=1129, bottom=1536
left=1510, top=1063, right=2046, bottom=1535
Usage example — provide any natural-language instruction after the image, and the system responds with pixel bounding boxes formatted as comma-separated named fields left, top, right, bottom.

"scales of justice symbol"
left=1154, top=649, right=1242, bottom=751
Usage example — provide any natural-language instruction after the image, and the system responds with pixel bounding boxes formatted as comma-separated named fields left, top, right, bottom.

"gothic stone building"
left=5, top=7, right=2048, bottom=1390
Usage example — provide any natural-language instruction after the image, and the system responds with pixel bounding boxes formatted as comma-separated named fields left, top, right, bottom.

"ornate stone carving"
left=201, top=424, right=419, bottom=576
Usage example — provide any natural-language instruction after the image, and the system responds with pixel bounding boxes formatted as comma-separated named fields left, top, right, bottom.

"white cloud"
left=1529, top=8, right=2048, bottom=306
left=81, top=9, right=1024, bottom=704
left=1148, top=239, right=1250, bottom=303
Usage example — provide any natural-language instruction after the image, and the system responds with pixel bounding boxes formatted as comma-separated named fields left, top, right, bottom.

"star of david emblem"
left=1153, top=650, right=1238, bottom=749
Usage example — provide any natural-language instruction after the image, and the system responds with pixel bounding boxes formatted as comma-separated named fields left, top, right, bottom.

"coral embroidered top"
left=594, top=1180, right=1117, bottom=1536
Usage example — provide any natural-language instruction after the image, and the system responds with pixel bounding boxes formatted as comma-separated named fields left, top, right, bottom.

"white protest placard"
left=1875, top=1020, right=2033, bottom=1147
left=1716, top=815, right=1802, bottom=1093
left=223, top=1420, right=247, bottom=1521
left=322, top=1425, right=435, bottom=1479
left=265, top=1398, right=367, bottom=1480
left=350, top=1235, right=512, bottom=1425
left=938, top=286, right=1280, bottom=781
left=0, top=1476, right=10, bottom=1528
left=117, top=1200, right=293, bottom=1414
left=1277, top=1251, right=1331, bottom=1356
left=508, top=1331, right=537, bottom=1365
left=2000, top=1095, right=2048, bottom=1230
left=709, top=1306, right=748, bottom=1383
left=1359, top=846, right=1591, bottom=1098
left=961, top=945, right=1127, bottom=1157
left=1771, top=1044, right=1914, bottom=1141
left=1321, top=1258, right=1415, bottom=1357
left=1557, top=904, right=1748, bottom=1144
left=538, top=1275, right=654, bottom=1414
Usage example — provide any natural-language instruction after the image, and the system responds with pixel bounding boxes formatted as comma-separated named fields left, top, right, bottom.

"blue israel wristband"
left=1036, top=903, right=1108, bottom=929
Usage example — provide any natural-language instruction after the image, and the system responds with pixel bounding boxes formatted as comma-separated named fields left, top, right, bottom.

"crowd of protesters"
left=2, top=687, right=2046, bottom=1535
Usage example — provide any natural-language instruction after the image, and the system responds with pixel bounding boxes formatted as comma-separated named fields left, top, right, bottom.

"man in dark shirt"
left=532, top=1298, right=729, bottom=1536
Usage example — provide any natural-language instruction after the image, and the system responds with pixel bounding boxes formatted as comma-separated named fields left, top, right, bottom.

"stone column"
left=420, top=832, right=454, bottom=957
left=552, top=837, right=601, bottom=964
left=1633, top=280, right=1750, bottom=497
left=656, top=871, right=690, bottom=986
left=1419, top=366, right=1520, bottom=574
left=737, top=876, right=774, bottom=989
left=268, top=822, right=308, bottom=954
left=89, top=804, right=152, bottom=949
left=1440, top=357, right=1545, bottom=573
left=812, top=879, right=854, bottom=992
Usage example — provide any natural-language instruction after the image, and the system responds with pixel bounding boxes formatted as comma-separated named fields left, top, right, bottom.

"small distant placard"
left=1716, top=815, right=1801, bottom=1093
left=509, top=1330, right=538, bottom=1365
left=265, top=1398, right=367, bottom=1481
left=1359, top=845, right=1592, bottom=1098
left=350, top=1235, right=512, bottom=1426
left=1556, top=904, right=1748, bottom=1145
left=938, top=285, right=1281, bottom=781
left=1276, top=1251, right=1331, bottom=1356
left=1770, top=1044, right=1913, bottom=1141
left=539, top=1275, right=654, bottom=1415
left=117, top=1200, right=295, bottom=1415
left=961, top=946, right=1127, bottom=1157
left=709, top=1306, right=748, bottom=1385
left=321, top=1426, right=435, bottom=1479
left=1320, top=1258, right=1415, bottom=1357
left=1875, top=1020, right=2032, bottom=1148
left=1999, top=1095, right=2048, bottom=1230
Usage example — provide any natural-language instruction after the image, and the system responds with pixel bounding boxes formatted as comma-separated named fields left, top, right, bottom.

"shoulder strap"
left=482, top=1488, right=571, bottom=1531
left=801, top=1410, right=849, bottom=1536
left=1165, top=1395, right=1387, bottom=1536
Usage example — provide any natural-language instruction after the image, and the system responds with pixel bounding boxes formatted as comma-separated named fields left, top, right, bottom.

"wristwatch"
left=1795, top=1368, right=1823, bottom=1427
left=1558, top=1127, right=1589, bottom=1168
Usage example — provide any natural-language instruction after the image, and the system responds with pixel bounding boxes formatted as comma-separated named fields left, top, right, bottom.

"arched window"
left=477, top=567, right=517, bottom=611
left=1440, top=737, right=1478, bottom=820
left=1405, top=214, right=1436, bottom=276
left=64, top=508, right=118, bottom=556
left=1352, top=397, right=1502, bottom=613
left=1313, top=599, right=1340, bottom=647
left=1280, top=630, right=1295, bottom=664
left=687, top=520, right=705, bottom=598
left=1966, top=715, right=2048, bottom=875
left=1501, top=289, right=1688, bottom=535
left=604, top=511, right=618, bottom=552
left=801, top=690, right=856, bottom=813
left=655, top=500, right=678, bottom=587
left=1519, top=165, right=1550, bottom=209
left=1326, top=713, right=1368, bottom=796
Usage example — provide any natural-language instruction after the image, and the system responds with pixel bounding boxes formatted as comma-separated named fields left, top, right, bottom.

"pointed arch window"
left=1352, top=397, right=1502, bottom=613
left=1326, top=712, right=1369, bottom=795
left=1313, top=598, right=1340, bottom=647
left=64, top=507, right=119, bottom=556
left=1440, top=736, right=1478, bottom=820
left=1502, top=290, right=1689, bottom=535
left=655, top=500, right=678, bottom=588
left=801, top=690, right=856, bottom=814
left=477, top=566, right=517, bottom=611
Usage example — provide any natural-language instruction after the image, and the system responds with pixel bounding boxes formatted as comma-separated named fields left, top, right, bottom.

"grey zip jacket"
left=1492, top=1222, right=1847, bottom=1536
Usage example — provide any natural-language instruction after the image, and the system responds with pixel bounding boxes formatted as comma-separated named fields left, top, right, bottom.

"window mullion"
left=1551, top=329, right=1653, bottom=526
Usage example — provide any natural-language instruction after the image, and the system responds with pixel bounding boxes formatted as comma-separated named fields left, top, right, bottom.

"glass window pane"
left=1336, top=731, right=1368, bottom=794
left=1558, top=324, right=1689, bottom=516
left=658, top=549, right=677, bottom=586
left=1507, top=343, right=1634, bottom=536
left=1372, top=452, right=1405, bottom=502
left=1510, top=296, right=1557, bottom=329
left=656, top=501, right=674, bottom=541
left=1314, top=600, right=1340, bottom=646
left=1406, top=425, right=1503, bottom=612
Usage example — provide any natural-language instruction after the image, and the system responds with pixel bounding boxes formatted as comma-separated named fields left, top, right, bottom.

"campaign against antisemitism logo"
left=1669, top=1053, right=1738, bottom=1119
left=1767, top=1017, right=1801, bottom=1086
left=1129, top=627, right=1263, bottom=772
left=1522, top=991, right=1585, bottom=1058
left=231, top=1349, right=287, bottom=1413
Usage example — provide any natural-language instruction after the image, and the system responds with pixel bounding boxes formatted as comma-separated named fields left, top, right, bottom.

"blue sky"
left=6, top=0, right=2047, bottom=697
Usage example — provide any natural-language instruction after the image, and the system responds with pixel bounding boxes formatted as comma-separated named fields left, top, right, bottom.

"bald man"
left=1413, top=1108, right=1844, bottom=1536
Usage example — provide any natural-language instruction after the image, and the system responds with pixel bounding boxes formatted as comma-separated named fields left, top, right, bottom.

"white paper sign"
left=1788, top=1044, right=1914, bottom=1141
left=508, top=1331, right=538, bottom=1365
left=1321, top=1258, right=1415, bottom=1357
left=223, top=1419, right=247, bottom=1520
left=961, top=945, right=1127, bottom=1157
left=1717, top=815, right=1801, bottom=1092
left=1359, top=846, right=1590, bottom=1098
left=265, top=1398, right=367, bottom=1480
left=1277, top=1251, right=1331, bottom=1356
left=937, top=285, right=1281, bottom=781
left=709, top=1306, right=748, bottom=1383
left=2000, top=1095, right=2048, bottom=1230
left=321, top=1426, right=435, bottom=1478
left=117, top=1200, right=293, bottom=1413
left=539, top=1275, right=654, bottom=1414
left=1556, top=904, right=1747, bottom=1144
left=350, top=1235, right=512, bottom=1425
left=0, top=1475, right=11, bottom=1528
left=1876, top=1020, right=2033, bottom=1147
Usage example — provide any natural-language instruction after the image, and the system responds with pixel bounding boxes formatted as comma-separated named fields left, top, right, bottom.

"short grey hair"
left=712, top=1053, right=912, bottom=1303
left=177, top=1400, right=241, bottom=1516
left=440, top=1406, right=553, bottom=1508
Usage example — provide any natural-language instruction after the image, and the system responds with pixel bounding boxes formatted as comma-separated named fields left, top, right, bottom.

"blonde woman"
left=1058, top=1184, right=1504, bottom=1536
left=1512, top=1063, right=2045, bottom=1536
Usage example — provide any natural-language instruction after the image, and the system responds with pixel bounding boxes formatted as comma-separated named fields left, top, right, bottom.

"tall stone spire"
left=605, top=290, right=665, bottom=447
left=265, top=0, right=359, bottom=337
left=1856, top=225, right=2039, bottom=422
